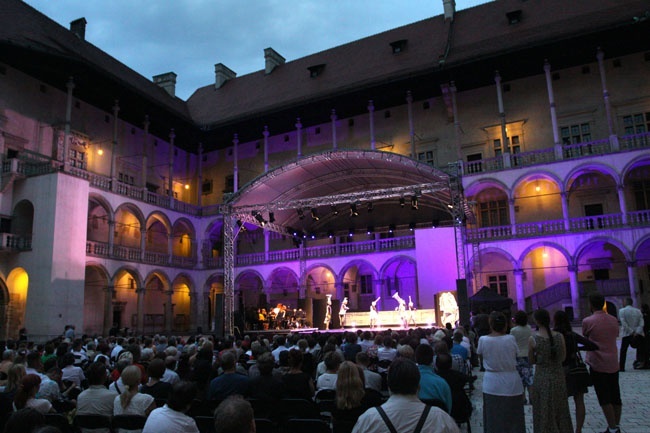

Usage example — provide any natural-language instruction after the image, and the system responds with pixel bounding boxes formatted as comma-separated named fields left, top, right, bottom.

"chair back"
left=74, top=414, right=113, bottom=430
left=254, top=418, right=278, bottom=433
left=44, top=413, right=74, bottom=433
left=112, top=414, right=147, bottom=430
left=280, top=398, right=320, bottom=421
left=285, top=418, right=332, bottom=433
left=194, top=415, right=216, bottom=433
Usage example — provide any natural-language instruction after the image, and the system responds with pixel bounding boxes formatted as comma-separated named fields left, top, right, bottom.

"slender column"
left=596, top=48, right=619, bottom=150
left=62, top=77, right=75, bottom=171
left=228, top=135, right=237, bottom=194
left=568, top=265, right=581, bottom=319
left=142, top=116, right=149, bottom=189
left=368, top=101, right=376, bottom=150
left=168, top=234, right=173, bottom=265
left=406, top=91, right=415, bottom=158
left=164, top=290, right=174, bottom=334
left=203, top=291, right=211, bottom=333
left=110, top=100, right=120, bottom=191
left=561, top=192, right=570, bottom=230
left=140, top=228, right=146, bottom=262
left=494, top=72, right=510, bottom=154
left=263, top=126, right=270, bottom=172
left=509, top=198, right=517, bottom=235
left=197, top=143, right=203, bottom=207
left=264, top=231, right=270, bottom=262
left=108, top=220, right=115, bottom=256
left=103, top=285, right=114, bottom=335
left=544, top=60, right=563, bottom=160
left=450, top=82, right=461, bottom=161
left=335, top=235, right=341, bottom=256
left=627, top=261, right=639, bottom=305
left=188, top=292, right=197, bottom=333
left=331, top=110, right=338, bottom=150
left=168, top=129, right=175, bottom=203
left=514, top=269, right=525, bottom=311
left=136, top=287, right=145, bottom=334
left=295, top=118, right=302, bottom=158
left=617, top=185, right=628, bottom=224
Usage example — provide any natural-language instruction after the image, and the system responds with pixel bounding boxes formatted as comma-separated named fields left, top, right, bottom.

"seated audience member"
left=317, top=351, right=343, bottom=390
left=208, top=350, right=249, bottom=401
left=0, top=349, right=15, bottom=385
left=415, top=344, right=452, bottom=413
left=60, top=352, right=85, bottom=389
left=332, top=361, right=368, bottom=433
left=435, top=353, right=473, bottom=423
left=351, top=358, right=459, bottom=433
left=282, top=348, right=315, bottom=399
left=1, top=363, right=25, bottom=395
left=113, top=365, right=156, bottom=430
left=343, top=333, right=363, bottom=362
left=356, top=352, right=382, bottom=392
left=141, top=358, right=173, bottom=401
left=13, top=374, right=53, bottom=414
left=25, top=351, right=45, bottom=380
left=71, top=339, right=89, bottom=368
left=77, top=361, right=117, bottom=420
left=161, top=356, right=180, bottom=384
left=3, top=407, right=46, bottom=433
left=246, top=352, right=285, bottom=401
left=214, top=395, right=255, bottom=433
left=143, top=381, right=199, bottom=433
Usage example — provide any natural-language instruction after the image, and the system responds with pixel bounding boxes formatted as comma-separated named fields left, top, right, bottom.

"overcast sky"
left=24, top=0, right=491, bottom=100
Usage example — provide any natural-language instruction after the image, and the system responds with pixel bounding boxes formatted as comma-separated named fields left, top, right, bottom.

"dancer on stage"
left=324, top=294, right=332, bottom=330
left=393, top=292, right=408, bottom=328
left=369, top=297, right=381, bottom=328
left=339, top=297, right=350, bottom=328
left=408, top=296, right=417, bottom=327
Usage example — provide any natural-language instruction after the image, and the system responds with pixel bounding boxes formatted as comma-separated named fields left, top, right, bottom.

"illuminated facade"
left=1, top=0, right=649, bottom=340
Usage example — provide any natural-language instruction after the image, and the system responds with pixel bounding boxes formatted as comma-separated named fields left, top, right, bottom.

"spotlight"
left=447, top=203, right=454, bottom=209
left=367, top=202, right=373, bottom=213
left=268, top=212, right=275, bottom=223
left=236, top=220, right=247, bottom=232
left=311, top=208, right=319, bottom=221
left=367, top=226, right=374, bottom=235
left=400, top=197, right=405, bottom=208
left=388, top=224, right=395, bottom=233
left=253, top=211, right=266, bottom=226
left=297, top=209, right=305, bottom=219
left=409, top=222, right=416, bottom=231
left=411, top=196, right=418, bottom=210
left=310, top=233, right=316, bottom=239
left=350, top=203, right=359, bottom=217
left=331, top=205, right=339, bottom=215
left=432, top=219, right=440, bottom=228
left=348, top=228, right=355, bottom=237
left=327, top=230, right=334, bottom=238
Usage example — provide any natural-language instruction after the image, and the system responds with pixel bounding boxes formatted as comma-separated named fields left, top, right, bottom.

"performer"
left=408, top=296, right=417, bottom=327
left=392, top=292, right=408, bottom=328
left=369, top=297, right=381, bottom=328
left=439, top=292, right=459, bottom=327
left=339, top=297, right=350, bottom=328
left=324, top=294, right=332, bottom=330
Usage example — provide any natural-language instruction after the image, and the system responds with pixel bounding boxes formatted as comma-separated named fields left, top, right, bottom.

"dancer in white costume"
left=392, top=292, right=408, bottom=328
left=324, top=294, right=332, bottom=330
left=369, top=297, right=381, bottom=328
left=339, top=297, right=350, bottom=328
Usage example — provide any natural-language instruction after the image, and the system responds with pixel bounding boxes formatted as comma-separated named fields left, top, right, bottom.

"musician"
left=324, top=295, right=332, bottom=330
left=369, top=297, right=381, bottom=328
left=339, top=297, right=350, bottom=328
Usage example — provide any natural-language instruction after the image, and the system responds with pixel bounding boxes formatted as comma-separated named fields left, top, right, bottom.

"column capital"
left=169, top=128, right=176, bottom=141
left=626, top=260, right=637, bottom=268
left=513, top=269, right=524, bottom=276
left=406, top=90, right=413, bottom=103
left=543, top=59, right=551, bottom=72
left=164, top=289, right=174, bottom=296
left=295, top=118, right=302, bottom=129
left=103, top=285, right=114, bottom=293
left=112, top=99, right=120, bottom=114
left=135, top=287, right=145, bottom=294
left=143, top=115, right=150, bottom=130
left=330, top=109, right=337, bottom=121
left=367, top=100, right=374, bottom=112
left=567, top=264, right=579, bottom=273
left=66, top=76, right=75, bottom=91
left=232, top=133, right=238, bottom=145
left=494, top=70, right=502, bottom=83
left=596, top=47, right=604, bottom=61
left=262, top=125, right=269, bottom=138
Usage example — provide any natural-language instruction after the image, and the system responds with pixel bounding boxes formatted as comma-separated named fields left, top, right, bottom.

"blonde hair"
left=119, top=365, right=142, bottom=409
left=336, top=361, right=365, bottom=410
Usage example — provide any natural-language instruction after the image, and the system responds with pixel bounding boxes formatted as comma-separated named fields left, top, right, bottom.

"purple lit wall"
left=415, top=227, right=459, bottom=309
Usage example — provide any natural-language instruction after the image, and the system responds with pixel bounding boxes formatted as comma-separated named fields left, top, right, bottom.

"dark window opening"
left=389, top=39, right=408, bottom=54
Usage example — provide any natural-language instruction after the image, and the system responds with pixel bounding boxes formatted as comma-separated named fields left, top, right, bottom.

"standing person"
left=339, top=297, right=350, bottom=328
left=553, top=310, right=598, bottom=433
left=618, top=297, right=644, bottom=372
left=369, top=297, right=380, bottom=329
left=528, top=309, right=573, bottom=433
left=324, top=295, right=332, bottom=330
left=583, top=292, right=622, bottom=433
left=510, top=310, right=533, bottom=404
left=476, top=311, right=525, bottom=433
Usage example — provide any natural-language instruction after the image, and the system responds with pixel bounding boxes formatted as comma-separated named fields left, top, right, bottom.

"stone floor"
left=466, top=339, right=650, bottom=433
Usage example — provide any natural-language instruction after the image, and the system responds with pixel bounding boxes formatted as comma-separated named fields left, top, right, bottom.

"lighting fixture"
left=432, top=219, right=440, bottom=228
left=367, top=226, right=374, bottom=235
left=327, top=230, right=334, bottom=238
left=268, top=212, right=275, bottom=223
left=447, top=203, right=454, bottom=209
left=331, top=205, right=339, bottom=215
left=297, top=209, right=305, bottom=219
left=388, top=224, right=395, bottom=233
left=367, top=202, right=373, bottom=213
left=236, top=220, right=247, bottom=232
left=253, top=211, right=266, bottom=226
left=350, top=203, right=359, bottom=217
left=184, top=184, right=190, bottom=190
left=535, top=182, right=541, bottom=193
left=311, top=208, right=319, bottom=221
left=348, top=228, right=355, bottom=237
left=400, top=197, right=405, bottom=207
left=409, top=222, right=416, bottom=231
left=97, top=144, right=104, bottom=156
left=411, top=196, right=418, bottom=210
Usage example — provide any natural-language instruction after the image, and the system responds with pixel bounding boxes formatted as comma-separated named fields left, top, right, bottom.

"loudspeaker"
left=456, top=279, right=470, bottom=327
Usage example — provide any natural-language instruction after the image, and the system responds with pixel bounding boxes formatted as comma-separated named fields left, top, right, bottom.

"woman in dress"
left=113, top=365, right=156, bottom=433
left=476, top=311, right=525, bottom=433
left=553, top=310, right=598, bottom=433
left=509, top=310, right=533, bottom=404
left=529, top=308, right=573, bottom=433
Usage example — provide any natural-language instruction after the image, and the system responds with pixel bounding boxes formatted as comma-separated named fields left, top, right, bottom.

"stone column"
left=494, top=71, right=510, bottom=156
left=103, top=285, right=114, bottom=335
left=596, top=48, right=619, bottom=150
left=561, top=192, right=570, bottom=231
left=136, top=287, right=145, bottom=334
left=110, top=100, right=120, bottom=191
left=568, top=265, right=581, bottom=319
left=406, top=91, right=415, bottom=158
left=514, top=269, right=525, bottom=311
left=368, top=100, right=376, bottom=150
left=233, top=134, right=239, bottom=193
left=263, top=126, right=270, bottom=173
left=140, top=228, right=146, bottom=262
left=62, top=77, right=75, bottom=172
left=203, top=291, right=211, bottom=333
left=331, top=110, right=338, bottom=150
left=264, top=231, right=270, bottom=262
left=188, top=291, right=197, bottom=333
left=167, top=234, right=173, bottom=265
left=108, top=220, right=115, bottom=256
left=617, top=185, right=628, bottom=224
left=544, top=60, right=564, bottom=160
left=164, top=290, right=174, bottom=334
left=295, top=119, right=302, bottom=158
left=509, top=198, right=517, bottom=235
left=627, top=261, right=639, bottom=305
left=450, top=81, right=461, bottom=161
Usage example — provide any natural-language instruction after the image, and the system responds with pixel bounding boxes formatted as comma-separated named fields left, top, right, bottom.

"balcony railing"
left=0, top=233, right=32, bottom=251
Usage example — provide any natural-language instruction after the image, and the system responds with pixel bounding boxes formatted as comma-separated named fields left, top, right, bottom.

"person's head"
left=220, top=350, right=237, bottom=372
left=433, top=340, right=448, bottom=355
left=168, top=381, right=198, bottom=412
left=2, top=349, right=15, bottom=362
left=435, top=353, right=452, bottom=372
left=589, top=292, right=605, bottom=311
left=533, top=309, right=551, bottom=330
left=397, top=344, right=414, bottom=360
left=86, top=361, right=109, bottom=386
left=513, top=310, right=528, bottom=327
left=452, top=332, right=463, bottom=343
left=14, top=374, right=41, bottom=409
left=61, top=352, right=76, bottom=367
left=336, top=361, right=364, bottom=410
left=415, top=343, right=434, bottom=366
left=624, top=297, right=634, bottom=307
left=6, top=363, right=26, bottom=392
left=387, top=358, right=420, bottom=395
left=553, top=310, right=572, bottom=334
left=323, top=350, right=342, bottom=372
left=355, top=351, right=371, bottom=368
left=121, top=365, right=142, bottom=389
left=147, top=358, right=166, bottom=380
left=3, top=408, right=45, bottom=433
left=488, top=311, right=507, bottom=333
left=287, top=348, right=303, bottom=369
left=256, top=352, right=275, bottom=376
left=26, top=351, right=42, bottom=370
left=213, top=395, right=255, bottom=433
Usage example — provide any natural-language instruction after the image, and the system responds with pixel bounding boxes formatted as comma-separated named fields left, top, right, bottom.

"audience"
left=141, top=358, right=173, bottom=401
left=143, top=381, right=199, bottom=433
left=208, top=350, right=249, bottom=401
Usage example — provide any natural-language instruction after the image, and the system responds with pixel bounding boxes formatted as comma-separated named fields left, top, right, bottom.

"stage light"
left=388, top=224, right=395, bottom=233
left=367, top=202, right=373, bottom=213
left=297, top=209, right=305, bottom=219
left=411, top=196, right=418, bottom=210
left=350, top=203, right=359, bottom=217
left=367, top=226, right=374, bottom=235
left=331, top=205, right=339, bottom=215
left=268, top=212, right=275, bottom=223
left=236, top=220, right=247, bottom=232
left=348, top=228, right=355, bottom=237
left=327, top=230, right=334, bottom=238
left=310, top=233, right=316, bottom=239
left=311, top=208, right=319, bottom=221
left=409, top=222, right=416, bottom=231
left=400, top=197, right=405, bottom=207
left=253, top=211, right=266, bottom=226
left=447, top=203, right=454, bottom=209
left=432, top=219, right=440, bottom=228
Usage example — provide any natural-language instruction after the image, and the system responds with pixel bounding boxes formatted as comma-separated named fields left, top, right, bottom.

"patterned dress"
left=531, top=333, right=574, bottom=433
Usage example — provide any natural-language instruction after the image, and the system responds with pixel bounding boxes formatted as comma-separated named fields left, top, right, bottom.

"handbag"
left=568, top=341, right=592, bottom=388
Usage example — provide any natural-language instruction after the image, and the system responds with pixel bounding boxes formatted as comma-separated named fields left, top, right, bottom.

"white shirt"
left=161, top=368, right=180, bottom=385
left=477, top=334, right=523, bottom=396
left=362, top=368, right=382, bottom=392
left=351, top=394, right=459, bottom=433
left=113, top=393, right=155, bottom=433
left=61, top=365, right=85, bottom=387
left=316, top=372, right=337, bottom=390
left=619, top=305, right=644, bottom=337
left=142, top=405, right=199, bottom=433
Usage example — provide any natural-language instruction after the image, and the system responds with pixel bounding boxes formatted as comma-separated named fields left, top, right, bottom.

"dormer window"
left=307, top=64, right=326, bottom=78
left=390, top=39, right=408, bottom=54
left=506, top=10, right=522, bottom=25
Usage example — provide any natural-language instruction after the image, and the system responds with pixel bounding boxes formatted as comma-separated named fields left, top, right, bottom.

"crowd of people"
left=0, top=290, right=646, bottom=433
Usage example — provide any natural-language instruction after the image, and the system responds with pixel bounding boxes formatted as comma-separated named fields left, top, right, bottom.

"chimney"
left=264, top=47, right=285, bottom=75
left=70, top=18, right=87, bottom=40
left=214, top=63, right=236, bottom=89
left=153, top=72, right=177, bottom=97
left=443, top=0, right=455, bottom=21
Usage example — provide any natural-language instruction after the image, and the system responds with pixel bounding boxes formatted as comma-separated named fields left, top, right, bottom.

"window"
left=417, top=151, right=435, bottom=166
left=118, top=172, right=134, bottom=185
left=479, top=200, right=508, bottom=227
left=359, top=275, right=373, bottom=295
left=488, top=275, right=508, bottom=297
left=622, top=112, right=650, bottom=135
left=633, top=181, right=650, bottom=210
left=307, top=64, right=326, bottom=78
left=560, top=123, right=591, bottom=145
left=466, top=153, right=482, bottom=174
left=224, top=174, right=235, bottom=193
left=68, top=149, right=86, bottom=169
left=202, top=179, right=213, bottom=195
left=493, top=139, right=502, bottom=157
left=389, top=39, right=408, bottom=54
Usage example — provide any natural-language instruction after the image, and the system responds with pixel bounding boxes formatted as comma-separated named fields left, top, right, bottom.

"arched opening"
left=171, top=276, right=192, bottom=332
left=83, top=265, right=110, bottom=335
left=6, top=267, right=29, bottom=340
